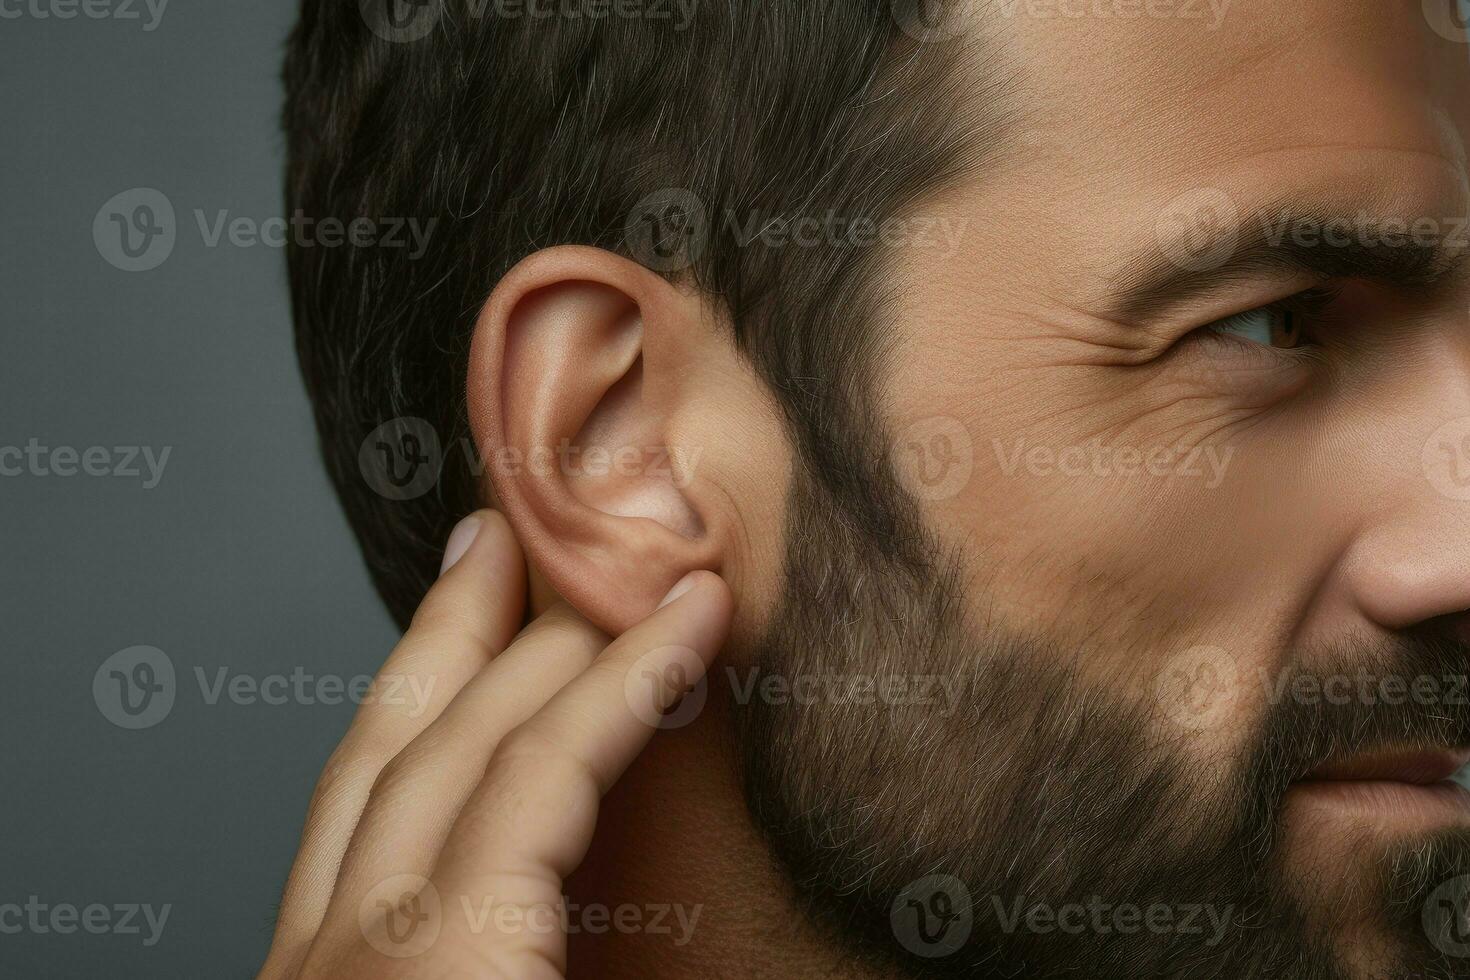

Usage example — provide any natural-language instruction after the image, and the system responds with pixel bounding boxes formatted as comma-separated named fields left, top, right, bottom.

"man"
left=263, top=0, right=1470, bottom=976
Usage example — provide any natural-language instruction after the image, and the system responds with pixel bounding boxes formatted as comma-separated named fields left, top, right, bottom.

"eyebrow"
left=1106, top=205, right=1470, bottom=325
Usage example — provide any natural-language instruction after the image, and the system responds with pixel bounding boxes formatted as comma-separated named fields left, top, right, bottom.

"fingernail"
left=439, top=515, right=483, bottom=575
left=657, top=572, right=698, bottom=609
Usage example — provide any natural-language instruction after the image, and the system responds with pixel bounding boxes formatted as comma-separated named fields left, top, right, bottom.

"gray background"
left=2, top=3, right=400, bottom=976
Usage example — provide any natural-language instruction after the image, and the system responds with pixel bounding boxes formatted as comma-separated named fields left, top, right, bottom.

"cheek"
left=880, top=327, right=1322, bottom=692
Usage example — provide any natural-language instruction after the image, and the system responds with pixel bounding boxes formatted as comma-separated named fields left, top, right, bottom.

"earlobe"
left=466, top=246, right=724, bottom=634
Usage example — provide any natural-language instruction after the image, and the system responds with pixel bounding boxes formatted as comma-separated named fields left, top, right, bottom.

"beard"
left=729, top=461, right=1470, bottom=979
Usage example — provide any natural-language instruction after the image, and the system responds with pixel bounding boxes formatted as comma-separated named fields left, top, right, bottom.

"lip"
left=1300, top=746, right=1470, bottom=785
left=1287, top=746, right=1470, bottom=830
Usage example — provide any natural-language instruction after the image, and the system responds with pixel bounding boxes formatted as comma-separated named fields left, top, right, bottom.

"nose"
left=1343, top=521, right=1470, bottom=633
left=1332, top=331, right=1470, bottom=635
left=1338, top=410, right=1470, bottom=635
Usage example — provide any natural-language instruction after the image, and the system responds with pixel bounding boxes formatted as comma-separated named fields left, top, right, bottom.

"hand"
left=259, top=509, right=733, bottom=978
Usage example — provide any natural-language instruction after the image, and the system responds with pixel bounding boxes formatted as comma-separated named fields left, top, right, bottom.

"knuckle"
left=492, top=727, right=601, bottom=796
left=522, top=605, right=604, bottom=648
left=367, top=754, right=410, bottom=800
left=308, top=739, right=391, bottom=819
left=367, top=737, right=433, bottom=799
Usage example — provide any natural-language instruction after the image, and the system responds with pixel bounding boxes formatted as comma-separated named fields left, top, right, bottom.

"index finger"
left=407, top=571, right=731, bottom=976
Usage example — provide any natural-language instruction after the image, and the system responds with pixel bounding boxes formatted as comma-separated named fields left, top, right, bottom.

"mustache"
left=1249, top=632, right=1470, bottom=790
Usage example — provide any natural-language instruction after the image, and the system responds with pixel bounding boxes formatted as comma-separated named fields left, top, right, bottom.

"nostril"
left=1342, top=535, right=1470, bottom=634
left=1448, top=609, right=1470, bottom=646
left=1416, top=607, right=1470, bottom=646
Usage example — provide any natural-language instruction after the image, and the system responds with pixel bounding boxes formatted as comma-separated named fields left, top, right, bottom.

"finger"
left=307, top=602, right=607, bottom=954
left=264, top=509, right=526, bottom=975
left=411, top=571, right=732, bottom=976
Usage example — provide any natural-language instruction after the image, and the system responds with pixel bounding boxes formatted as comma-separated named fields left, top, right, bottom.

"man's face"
left=733, top=2, right=1470, bottom=976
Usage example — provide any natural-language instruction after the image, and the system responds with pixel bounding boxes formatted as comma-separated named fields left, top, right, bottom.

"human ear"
left=466, top=246, right=727, bottom=634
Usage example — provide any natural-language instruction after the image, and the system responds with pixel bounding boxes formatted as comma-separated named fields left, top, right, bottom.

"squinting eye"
left=1205, top=304, right=1304, bottom=349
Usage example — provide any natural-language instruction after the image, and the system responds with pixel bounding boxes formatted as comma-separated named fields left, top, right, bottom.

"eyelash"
left=1195, top=284, right=1342, bottom=361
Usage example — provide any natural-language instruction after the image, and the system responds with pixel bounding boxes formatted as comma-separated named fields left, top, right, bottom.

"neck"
left=563, top=685, right=886, bottom=979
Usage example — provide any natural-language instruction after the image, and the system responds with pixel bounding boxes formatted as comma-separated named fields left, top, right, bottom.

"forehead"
left=996, top=0, right=1469, bottom=155
left=939, top=0, right=1470, bottom=305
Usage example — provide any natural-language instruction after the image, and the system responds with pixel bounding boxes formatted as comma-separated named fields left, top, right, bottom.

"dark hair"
left=283, top=0, right=1004, bottom=628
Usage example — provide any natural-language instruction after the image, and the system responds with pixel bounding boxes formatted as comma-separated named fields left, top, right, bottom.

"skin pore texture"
left=462, top=2, right=1470, bottom=977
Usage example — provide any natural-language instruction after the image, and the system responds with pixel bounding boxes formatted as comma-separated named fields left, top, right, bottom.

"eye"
left=1194, top=286, right=1339, bottom=355
left=1206, top=304, right=1304, bottom=349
